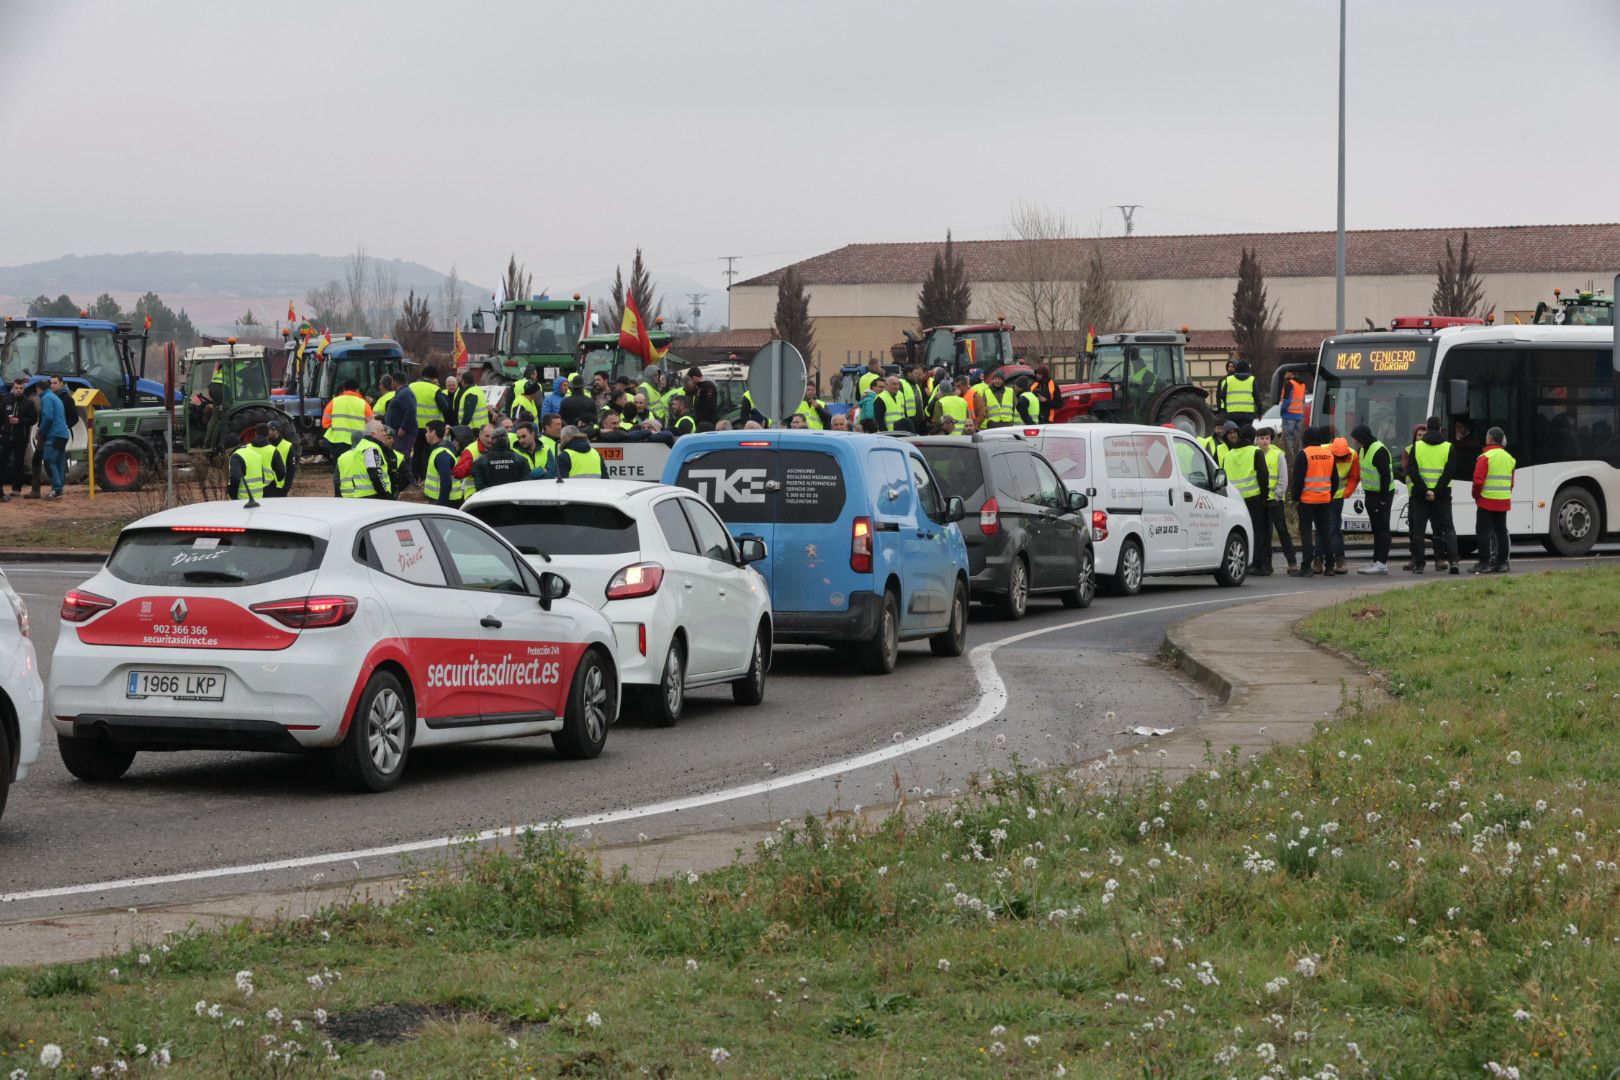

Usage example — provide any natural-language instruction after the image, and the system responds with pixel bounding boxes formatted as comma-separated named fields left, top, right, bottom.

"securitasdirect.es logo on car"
left=686, top=468, right=769, bottom=504
left=424, top=653, right=563, bottom=689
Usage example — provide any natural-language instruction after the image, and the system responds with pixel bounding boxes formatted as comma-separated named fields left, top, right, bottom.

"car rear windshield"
left=108, top=528, right=322, bottom=588
left=917, top=444, right=986, bottom=507
left=466, top=502, right=640, bottom=556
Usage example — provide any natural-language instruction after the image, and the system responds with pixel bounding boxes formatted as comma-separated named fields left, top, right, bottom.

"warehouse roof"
left=737, top=224, right=1620, bottom=287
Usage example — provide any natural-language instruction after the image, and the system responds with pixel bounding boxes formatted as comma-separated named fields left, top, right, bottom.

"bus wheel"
left=1547, top=485, right=1601, bottom=556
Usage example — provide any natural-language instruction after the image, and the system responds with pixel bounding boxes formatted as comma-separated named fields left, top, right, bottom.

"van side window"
left=1103, top=433, right=1174, bottom=479
left=1173, top=438, right=1221, bottom=493
left=908, top=456, right=945, bottom=520
left=1035, top=437, right=1086, bottom=484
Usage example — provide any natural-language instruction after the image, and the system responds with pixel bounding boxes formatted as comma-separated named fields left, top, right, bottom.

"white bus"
left=1316, top=324, right=1618, bottom=555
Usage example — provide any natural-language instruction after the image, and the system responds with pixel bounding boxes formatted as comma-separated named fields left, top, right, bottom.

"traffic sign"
left=746, top=340, right=807, bottom=423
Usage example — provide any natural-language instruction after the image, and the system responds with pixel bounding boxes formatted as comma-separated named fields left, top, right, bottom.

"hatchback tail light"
left=606, top=563, right=664, bottom=600
left=1091, top=509, right=1109, bottom=542
left=850, top=516, right=873, bottom=573
left=979, top=497, right=1000, bottom=536
left=61, top=589, right=116, bottom=623
left=250, top=595, right=358, bottom=629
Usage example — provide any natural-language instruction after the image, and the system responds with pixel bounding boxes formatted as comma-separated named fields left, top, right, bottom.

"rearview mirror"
left=737, top=536, right=767, bottom=564
left=946, top=495, right=965, bottom=523
left=1067, top=489, right=1088, bottom=512
left=1448, top=378, right=1469, bottom=416
left=538, top=571, right=570, bottom=610
left=1213, top=469, right=1229, bottom=490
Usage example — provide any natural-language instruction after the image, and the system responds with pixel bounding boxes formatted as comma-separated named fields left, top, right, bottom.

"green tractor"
left=471, top=295, right=590, bottom=382
left=91, top=342, right=295, bottom=492
left=577, top=329, right=677, bottom=387
left=1532, top=288, right=1613, bottom=326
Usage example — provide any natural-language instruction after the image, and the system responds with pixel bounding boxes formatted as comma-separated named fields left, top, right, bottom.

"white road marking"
left=0, top=590, right=1296, bottom=905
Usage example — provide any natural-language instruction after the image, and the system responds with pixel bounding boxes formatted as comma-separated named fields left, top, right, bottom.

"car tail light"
left=738, top=440, right=770, bottom=447
left=250, top=595, right=358, bottom=629
left=851, top=516, right=872, bottom=573
left=1091, top=509, right=1109, bottom=542
left=61, top=589, right=116, bottom=623
left=606, top=562, right=664, bottom=600
left=638, top=623, right=647, bottom=656
left=1023, top=428, right=1041, bottom=436
left=979, top=497, right=1000, bottom=536
left=170, top=525, right=247, bottom=533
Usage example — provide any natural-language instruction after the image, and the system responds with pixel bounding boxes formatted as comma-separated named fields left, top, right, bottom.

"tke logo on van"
left=687, top=467, right=769, bottom=504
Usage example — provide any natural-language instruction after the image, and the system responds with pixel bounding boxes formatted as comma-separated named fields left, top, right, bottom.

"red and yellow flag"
left=316, top=328, right=333, bottom=355
left=452, top=326, right=469, bottom=369
left=963, top=338, right=977, bottom=366
left=1085, top=324, right=1097, bottom=354
left=142, top=314, right=152, bottom=332
left=287, top=301, right=297, bottom=324
left=618, top=295, right=668, bottom=365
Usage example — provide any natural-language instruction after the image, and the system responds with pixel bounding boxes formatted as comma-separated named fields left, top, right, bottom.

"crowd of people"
left=1206, top=411, right=1516, bottom=579
left=827, top=355, right=1066, bottom=436
left=0, top=374, right=81, bottom=501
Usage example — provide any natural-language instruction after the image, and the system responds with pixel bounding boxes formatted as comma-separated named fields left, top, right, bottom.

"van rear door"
left=672, top=445, right=777, bottom=591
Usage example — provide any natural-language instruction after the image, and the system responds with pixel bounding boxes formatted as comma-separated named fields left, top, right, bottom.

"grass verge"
left=4, top=570, right=1617, bottom=1078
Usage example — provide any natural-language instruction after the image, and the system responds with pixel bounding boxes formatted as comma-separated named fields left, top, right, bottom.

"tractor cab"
left=830, top=362, right=900, bottom=414
left=0, top=317, right=158, bottom=406
left=281, top=334, right=406, bottom=403
left=1532, top=288, right=1613, bottom=326
left=577, top=331, right=677, bottom=387
left=903, top=321, right=1018, bottom=380
left=1078, top=330, right=1215, bottom=435
left=476, top=295, right=590, bottom=382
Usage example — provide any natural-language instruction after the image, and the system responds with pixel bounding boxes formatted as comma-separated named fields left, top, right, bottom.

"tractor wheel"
left=94, top=438, right=155, bottom=493
left=1156, top=391, right=1216, bottom=437
left=223, top=406, right=289, bottom=450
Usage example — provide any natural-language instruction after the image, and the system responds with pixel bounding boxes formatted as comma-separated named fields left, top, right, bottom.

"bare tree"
left=369, top=260, right=398, bottom=339
left=990, top=202, right=1140, bottom=362
left=1074, top=242, right=1138, bottom=342
left=304, top=280, right=345, bottom=328
left=773, top=266, right=816, bottom=368
left=438, top=263, right=465, bottom=329
left=393, top=289, right=434, bottom=361
left=1432, top=232, right=1492, bottom=319
left=344, top=244, right=372, bottom=333
left=1230, top=247, right=1283, bottom=385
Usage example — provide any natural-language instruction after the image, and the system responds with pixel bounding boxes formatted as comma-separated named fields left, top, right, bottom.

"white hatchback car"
left=982, top=424, right=1253, bottom=593
left=464, top=479, right=771, bottom=727
left=50, top=499, right=620, bottom=792
left=0, top=567, right=45, bottom=825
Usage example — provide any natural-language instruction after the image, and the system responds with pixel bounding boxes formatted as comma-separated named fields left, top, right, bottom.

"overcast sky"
left=3, top=0, right=1617, bottom=290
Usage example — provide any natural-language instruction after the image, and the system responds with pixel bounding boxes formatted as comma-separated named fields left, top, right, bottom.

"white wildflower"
left=585, top=1011, right=602, bottom=1028
left=937, top=959, right=951, bottom=971
left=1512, top=1008, right=1531, bottom=1022
left=709, top=1047, right=731, bottom=1064
left=1024, top=1034, right=1041, bottom=1048
left=990, top=1024, right=1007, bottom=1037
left=39, top=1045, right=63, bottom=1070
left=1507, top=751, right=1521, bottom=765
left=1295, top=955, right=1318, bottom=978
left=235, top=970, right=255, bottom=996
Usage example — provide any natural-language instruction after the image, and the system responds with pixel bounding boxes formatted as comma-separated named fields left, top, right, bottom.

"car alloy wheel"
left=663, top=645, right=684, bottom=718
left=367, top=688, right=407, bottom=775
left=583, top=663, right=610, bottom=745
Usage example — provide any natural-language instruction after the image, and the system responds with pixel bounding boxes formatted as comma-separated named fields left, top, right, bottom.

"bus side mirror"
left=1448, top=379, right=1468, bottom=416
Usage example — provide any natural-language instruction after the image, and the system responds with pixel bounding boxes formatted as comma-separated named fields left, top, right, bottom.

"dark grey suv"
left=913, top=436, right=1094, bottom=619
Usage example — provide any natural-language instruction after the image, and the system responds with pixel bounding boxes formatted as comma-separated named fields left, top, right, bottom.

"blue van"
left=663, top=430, right=971, bottom=673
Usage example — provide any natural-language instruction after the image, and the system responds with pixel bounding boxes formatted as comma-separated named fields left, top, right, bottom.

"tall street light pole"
left=1335, top=0, right=1347, bottom=336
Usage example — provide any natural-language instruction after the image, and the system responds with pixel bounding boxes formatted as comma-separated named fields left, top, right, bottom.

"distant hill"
left=0, top=252, right=489, bottom=334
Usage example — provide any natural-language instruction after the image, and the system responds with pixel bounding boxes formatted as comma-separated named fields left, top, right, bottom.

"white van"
left=980, top=424, right=1253, bottom=594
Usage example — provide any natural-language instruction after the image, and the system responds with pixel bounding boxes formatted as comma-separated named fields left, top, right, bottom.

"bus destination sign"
left=1323, top=343, right=1433, bottom=378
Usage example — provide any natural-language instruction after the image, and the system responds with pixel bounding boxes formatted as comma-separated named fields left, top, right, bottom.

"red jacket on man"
left=1471, top=444, right=1513, bottom=511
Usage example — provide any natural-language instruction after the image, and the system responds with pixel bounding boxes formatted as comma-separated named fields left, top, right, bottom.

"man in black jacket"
left=470, top=431, right=526, bottom=491
left=1351, top=423, right=1393, bottom=575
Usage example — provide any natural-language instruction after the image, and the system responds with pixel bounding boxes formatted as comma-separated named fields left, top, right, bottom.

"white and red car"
left=48, top=500, right=620, bottom=792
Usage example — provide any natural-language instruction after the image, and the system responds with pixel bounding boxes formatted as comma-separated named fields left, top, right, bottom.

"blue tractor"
left=0, top=316, right=164, bottom=405
left=276, top=334, right=411, bottom=459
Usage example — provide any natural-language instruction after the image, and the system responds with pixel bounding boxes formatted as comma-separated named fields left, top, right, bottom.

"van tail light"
left=1091, top=509, right=1109, bottom=542
left=606, top=562, right=664, bottom=600
left=979, top=497, right=1000, bottom=536
left=61, top=589, right=116, bottom=623
left=250, top=595, right=358, bottom=629
left=1023, top=428, right=1041, bottom=436
left=851, top=516, right=873, bottom=573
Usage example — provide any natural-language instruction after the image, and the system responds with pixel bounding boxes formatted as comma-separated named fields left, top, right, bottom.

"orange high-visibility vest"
left=1301, top=445, right=1335, bottom=504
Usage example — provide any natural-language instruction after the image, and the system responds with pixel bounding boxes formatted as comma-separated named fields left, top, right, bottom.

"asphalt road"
left=1, top=545, right=1611, bottom=922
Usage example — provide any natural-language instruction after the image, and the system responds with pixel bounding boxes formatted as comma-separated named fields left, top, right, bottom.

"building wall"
left=731, top=270, right=1607, bottom=363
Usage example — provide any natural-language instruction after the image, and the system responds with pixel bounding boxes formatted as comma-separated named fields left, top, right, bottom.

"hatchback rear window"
left=917, top=444, right=986, bottom=507
left=466, top=502, right=639, bottom=556
left=108, top=528, right=322, bottom=587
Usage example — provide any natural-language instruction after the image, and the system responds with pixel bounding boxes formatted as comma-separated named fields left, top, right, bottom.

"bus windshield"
left=1315, top=340, right=1437, bottom=449
left=504, top=310, right=584, bottom=356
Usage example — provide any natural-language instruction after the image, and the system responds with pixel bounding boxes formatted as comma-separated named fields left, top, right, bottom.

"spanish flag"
left=316, top=328, right=333, bottom=356
left=452, top=326, right=469, bottom=369
left=619, top=295, right=668, bottom=365
left=287, top=301, right=297, bottom=324
left=963, top=338, right=977, bottom=366
left=1085, top=324, right=1097, bottom=354
left=142, top=314, right=152, bottom=332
